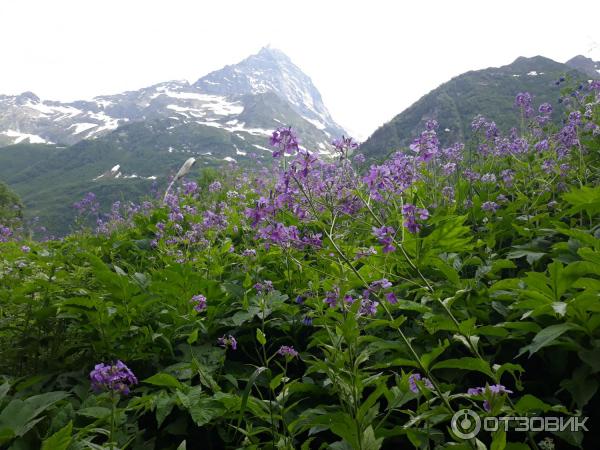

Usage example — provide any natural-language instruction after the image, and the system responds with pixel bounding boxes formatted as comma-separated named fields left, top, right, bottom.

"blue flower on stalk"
left=370, top=278, right=392, bottom=290
left=467, top=384, right=512, bottom=412
left=190, top=294, right=207, bottom=313
left=323, top=286, right=340, bottom=308
left=270, top=126, right=299, bottom=158
left=372, top=226, right=396, bottom=253
left=277, top=345, right=299, bottom=358
left=90, top=360, right=138, bottom=395
left=408, top=373, right=434, bottom=394
left=359, top=298, right=379, bottom=317
left=302, top=315, right=313, bottom=326
left=385, top=292, right=398, bottom=304
left=217, top=334, right=237, bottom=350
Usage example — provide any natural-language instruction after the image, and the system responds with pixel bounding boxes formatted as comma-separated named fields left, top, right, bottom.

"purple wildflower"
left=481, top=201, right=499, bottom=213
left=372, top=226, right=396, bottom=253
left=332, top=136, right=359, bottom=156
left=217, top=335, right=237, bottom=350
left=90, top=360, right=138, bottom=395
left=370, top=278, right=392, bottom=290
left=270, top=126, right=299, bottom=158
left=190, top=294, right=207, bottom=313
left=359, top=298, right=379, bottom=317
left=467, top=384, right=512, bottom=412
left=402, top=204, right=429, bottom=233
left=183, top=180, right=199, bottom=195
left=409, top=121, right=439, bottom=162
left=21, top=245, right=30, bottom=253
left=208, top=181, right=222, bottom=193
left=408, top=373, right=434, bottom=394
left=324, top=286, right=340, bottom=308
left=277, top=345, right=299, bottom=358
left=515, top=92, right=534, bottom=117
left=481, top=173, right=497, bottom=183
left=302, top=316, right=313, bottom=326
left=254, top=280, right=274, bottom=294
left=385, top=292, right=398, bottom=304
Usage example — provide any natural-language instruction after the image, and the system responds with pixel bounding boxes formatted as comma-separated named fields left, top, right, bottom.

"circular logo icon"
left=451, top=409, right=481, bottom=439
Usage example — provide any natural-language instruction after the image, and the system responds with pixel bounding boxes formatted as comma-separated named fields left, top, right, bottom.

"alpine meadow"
left=1, top=5, right=600, bottom=450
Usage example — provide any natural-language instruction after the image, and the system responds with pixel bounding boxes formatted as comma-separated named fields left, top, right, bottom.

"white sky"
left=1, top=0, right=599, bottom=139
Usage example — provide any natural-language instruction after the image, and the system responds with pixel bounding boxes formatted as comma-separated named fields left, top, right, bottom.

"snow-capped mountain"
left=194, top=47, right=345, bottom=138
left=0, top=47, right=345, bottom=151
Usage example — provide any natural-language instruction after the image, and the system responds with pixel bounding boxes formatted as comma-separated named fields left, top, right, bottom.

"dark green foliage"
left=360, top=56, right=595, bottom=160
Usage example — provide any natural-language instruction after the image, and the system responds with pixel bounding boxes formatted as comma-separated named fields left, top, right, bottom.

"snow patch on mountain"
left=1, top=129, right=51, bottom=144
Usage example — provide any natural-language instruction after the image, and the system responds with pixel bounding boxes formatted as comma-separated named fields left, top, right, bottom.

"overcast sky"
left=1, top=0, right=599, bottom=139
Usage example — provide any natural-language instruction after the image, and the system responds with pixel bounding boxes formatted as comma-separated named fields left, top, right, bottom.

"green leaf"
left=187, top=328, right=199, bottom=345
left=269, top=373, right=284, bottom=390
left=361, top=425, right=383, bottom=450
left=490, top=428, right=506, bottom=450
left=0, top=428, right=15, bottom=445
left=143, top=373, right=183, bottom=390
left=420, top=340, right=449, bottom=370
left=41, top=421, right=72, bottom=450
left=0, top=383, right=9, bottom=404
left=432, top=357, right=494, bottom=377
left=563, top=185, right=600, bottom=215
left=517, top=323, right=582, bottom=357
left=76, top=407, right=111, bottom=419
left=256, top=328, right=266, bottom=346
left=514, top=395, right=552, bottom=414
left=155, top=392, right=175, bottom=427
left=236, top=366, right=267, bottom=429
left=506, top=250, right=546, bottom=265
left=188, top=398, right=224, bottom=427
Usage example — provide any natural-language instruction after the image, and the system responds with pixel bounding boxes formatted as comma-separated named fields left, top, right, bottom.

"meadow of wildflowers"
left=0, top=81, right=599, bottom=449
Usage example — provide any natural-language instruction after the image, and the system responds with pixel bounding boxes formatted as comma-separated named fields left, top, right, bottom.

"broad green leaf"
left=432, top=357, right=494, bottom=377
left=76, top=407, right=111, bottom=419
left=41, top=421, right=72, bottom=450
left=143, top=373, right=183, bottom=390
left=517, top=323, right=582, bottom=357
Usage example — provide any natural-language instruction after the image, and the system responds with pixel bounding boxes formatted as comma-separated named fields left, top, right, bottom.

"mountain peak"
left=504, top=55, right=565, bottom=72
left=193, top=48, right=345, bottom=136
left=565, top=55, right=600, bottom=78
left=256, top=46, right=291, bottom=62
left=17, top=91, right=40, bottom=104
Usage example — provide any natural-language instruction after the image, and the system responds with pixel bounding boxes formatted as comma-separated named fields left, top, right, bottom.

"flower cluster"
left=467, top=384, right=512, bottom=411
left=190, top=294, right=207, bottom=313
left=371, top=226, right=396, bottom=253
left=0, top=224, right=13, bottom=243
left=217, top=334, right=237, bottom=350
left=277, top=345, right=299, bottom=358
left=90, top=360, right=138, bottom=395
left=402, top=204, right=429, bottom=233
left=254, top=280, right=274, bottom=294
left=270, top=126, right=299, bottom=158
left=73, top=192, right=99, bottom=215
left=409, top=119, right=439, bottom=162
left=515, top=92, right=534, bottom=117
left=408, top=373, right=434, bottom=394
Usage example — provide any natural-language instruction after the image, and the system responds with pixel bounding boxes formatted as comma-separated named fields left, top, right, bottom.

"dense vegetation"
left=0, top=81, right=599, bottom=449
left=360, top=56, right=593, bottom=160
